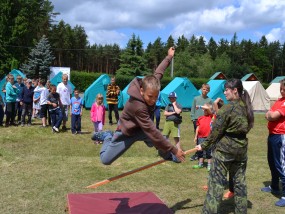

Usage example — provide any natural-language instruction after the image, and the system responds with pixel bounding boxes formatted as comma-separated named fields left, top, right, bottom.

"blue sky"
left=50, top=0, right=285, bottom=48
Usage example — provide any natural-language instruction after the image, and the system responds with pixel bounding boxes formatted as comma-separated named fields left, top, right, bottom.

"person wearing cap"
left=20, top=79, right=34, bottom=126
left=162, top=92, right=183, bottom=153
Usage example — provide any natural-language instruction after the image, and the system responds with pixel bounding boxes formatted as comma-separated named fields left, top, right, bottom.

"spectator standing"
left=14, top=75, right=25, bottom=124
left=190, top=83, right=213, bottom=161
left=70, top=89, right=83, bottom=134
left=45, top=80, right=51, bottom=126
left=1, top=76, right=8, bottom=105
left=32, top=79, right=41, bottom=119
left=20, top=79, right=34, bottom=126
left=47, top=85, right=63, bottom=133
left=34, top=79, right=49, bottom=127
left=162, top=92, right=183, bottom=151
left=90, top=93, right=106, bottom=143
left=5, top=74, right=19, bottom=127
left=261, top=78, right=285, bottom=207
left=106, top=77, right=120, bottom=125
left=56, top=74, right=72, bottom=131
left=192, top=103, right=213, bottom=171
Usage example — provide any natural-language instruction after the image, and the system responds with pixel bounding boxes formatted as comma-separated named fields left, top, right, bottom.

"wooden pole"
left=86, top=148, right=198, bottom=189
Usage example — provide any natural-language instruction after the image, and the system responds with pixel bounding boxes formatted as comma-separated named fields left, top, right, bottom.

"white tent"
left=266, top=83, right=281, bottom=106
left=242, top=81, right=270, bottom=111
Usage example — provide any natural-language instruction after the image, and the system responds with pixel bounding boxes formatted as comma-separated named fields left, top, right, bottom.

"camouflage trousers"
left=202, top=157, right=247, bottom=214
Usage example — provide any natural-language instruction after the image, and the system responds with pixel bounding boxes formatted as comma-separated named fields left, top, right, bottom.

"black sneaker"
left=190, top=153, right=198, bottom=161
left=62, top=126, right=67, bottom=131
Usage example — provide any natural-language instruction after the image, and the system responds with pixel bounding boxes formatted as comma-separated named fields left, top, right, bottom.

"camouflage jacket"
left=201, top=99, right=251, bottom=162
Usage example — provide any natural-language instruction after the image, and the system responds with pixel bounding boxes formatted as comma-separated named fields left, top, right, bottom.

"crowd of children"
left=0, top=74, right=83, bottom=135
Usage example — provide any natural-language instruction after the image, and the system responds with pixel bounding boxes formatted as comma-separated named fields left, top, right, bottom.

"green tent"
left=160, top=77, right=199, bottom=108
left=83, top=74, right=110, bottom=109
left=118, top=76, right=144, bottom=109
left=270, top=76, right=285, bottom=84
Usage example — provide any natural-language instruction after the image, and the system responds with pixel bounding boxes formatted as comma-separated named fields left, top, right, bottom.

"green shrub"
left=71, top=71, right=102, bottom=92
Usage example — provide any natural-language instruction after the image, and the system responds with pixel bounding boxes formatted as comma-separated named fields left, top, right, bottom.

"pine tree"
left=21, top=35, right=54, bottom=79
left=116, top=34, right=149, bottom=76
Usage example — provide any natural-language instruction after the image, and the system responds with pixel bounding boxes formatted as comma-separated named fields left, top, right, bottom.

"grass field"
left=0, top=110, right=283, bottom=214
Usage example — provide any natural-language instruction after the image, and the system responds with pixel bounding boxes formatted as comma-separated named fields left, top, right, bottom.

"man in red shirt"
left=261, top=78, right=285, bottom=207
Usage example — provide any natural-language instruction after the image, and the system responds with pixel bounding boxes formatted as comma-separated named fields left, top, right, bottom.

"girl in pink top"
left=90, top=94, right=106, bottom=144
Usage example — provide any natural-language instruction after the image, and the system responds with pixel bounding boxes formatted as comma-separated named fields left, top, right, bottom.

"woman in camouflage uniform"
left=197, top=79, right=254, bottom=214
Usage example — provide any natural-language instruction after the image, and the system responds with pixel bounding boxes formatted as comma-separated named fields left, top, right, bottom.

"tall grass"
left=0, top=111, right=281, bottom=213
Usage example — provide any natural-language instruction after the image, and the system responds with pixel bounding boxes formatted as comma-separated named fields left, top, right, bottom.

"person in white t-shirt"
left=56, top=74, right=72, bottom=131
left=34, top=79, right=49, bottom=127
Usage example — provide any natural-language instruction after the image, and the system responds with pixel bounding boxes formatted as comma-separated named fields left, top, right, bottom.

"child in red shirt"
left=193, top=103, right=213, bottom=171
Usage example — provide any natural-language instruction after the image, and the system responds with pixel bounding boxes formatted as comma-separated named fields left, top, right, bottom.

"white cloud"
left=87, top=30, right=127, bottom=46
left=50, top=0, right=285, bottom=46
left=266, top=22, right=285, bottom=43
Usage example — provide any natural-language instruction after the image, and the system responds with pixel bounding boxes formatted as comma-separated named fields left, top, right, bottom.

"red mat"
left=67, top=192, right=174, bottom=214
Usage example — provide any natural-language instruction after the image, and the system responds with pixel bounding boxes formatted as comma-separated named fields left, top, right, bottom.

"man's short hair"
left=8, top=74, right=14, bottom=80
left=141, top=75, right=161, bottom=91
left=62, top=74, right=68, bottom=79
left=201, top=83, right=210, bottom=91
left=40, top=79, right=46, bottom=85
left=50, top=84, right=56, bottom=90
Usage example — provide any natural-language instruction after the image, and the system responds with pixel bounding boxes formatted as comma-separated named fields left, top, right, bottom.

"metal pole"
left=171, top=58, right=174, bottom=78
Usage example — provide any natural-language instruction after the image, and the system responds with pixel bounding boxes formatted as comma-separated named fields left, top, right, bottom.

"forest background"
left=1, top=0, right=285, bottom=86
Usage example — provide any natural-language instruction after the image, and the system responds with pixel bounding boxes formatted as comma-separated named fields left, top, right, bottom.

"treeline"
left=1, top=0, right=285, bottom=83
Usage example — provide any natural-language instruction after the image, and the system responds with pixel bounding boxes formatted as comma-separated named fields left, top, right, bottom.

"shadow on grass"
left=219, top=198, right=253, bottom=214
left=262, top=180, right=271, bottom=187
left=170, top=198, right=253, bottom=213
left=170, top=198, right=203, bottom=213
left=262, top=180, right=282, bottom=198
